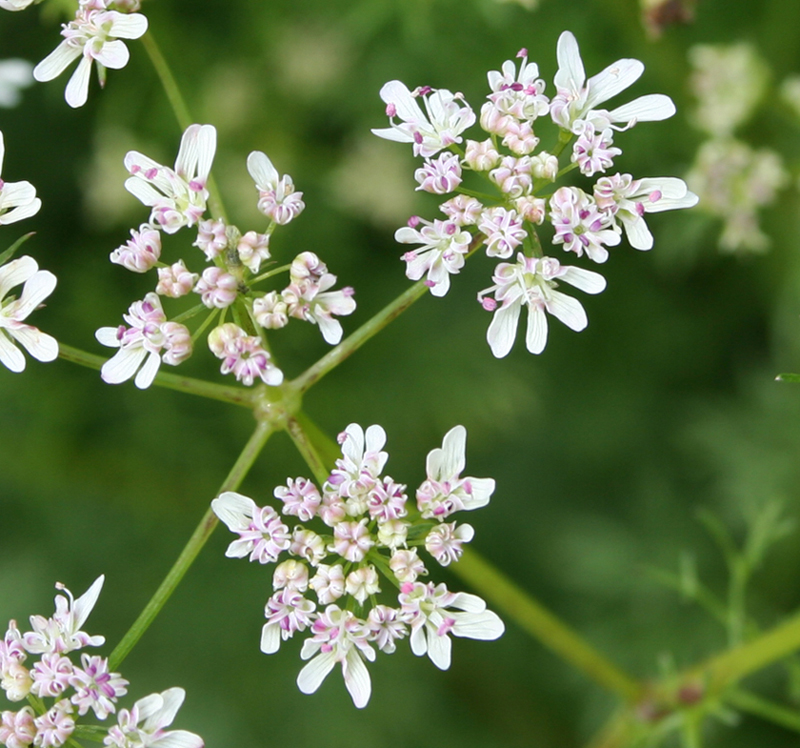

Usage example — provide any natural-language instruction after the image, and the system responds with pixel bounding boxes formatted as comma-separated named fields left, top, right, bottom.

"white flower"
left=33, top=8, right=148, bottom=108
left=550, top=30, right=675, bottom=134
left=594, top=173, right=699, bottom=250
left=0, top=131, right=42, bottom=225
left=0, top=0, right=35, bottom=11
left=21, top=576, right=105, bottom=656
left=372, top=81, right=476, bottom=158
left=246, top=151, right=305, bottom=225
left=400, top=582, right=504, bottom=670
left=95, top=293, right=192, bottom=389
left=0, top=256, right=58, bottom=373
left=395, top=218, right=472, bottom=297
left=416, top=425, right=495, bottom=520
left=104, top=687, right=203, bottom=748
left=124, top=124, right=216, bottom=234
left=0, top=60, right=33, bottom=108
left=478, top=254, right=606, bottom=357
left=485, top=48, right=550, bottom=122
left=297, top=606, right=375, bottom=709
left=211, top=491, right=291, bottom=564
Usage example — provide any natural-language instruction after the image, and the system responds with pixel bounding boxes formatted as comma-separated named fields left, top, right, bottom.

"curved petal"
left=524, top=303, right=548, bottom=354
left=452, top=610, right=505, bottom=640
left=585, top=59, right=643, bottom=110
left=0, top=330, right=25, bottom=372
left=134, top=349, right=161, bottom=389
left=14, top=270, right=56, bottom=319
left=246, top=151, right=278, bottom=191
left=260, top=622, right=281, bottom=654
left=554, top=31, right=585, bottom=92
left=379, top=80, right=426, bottom=125
left=64, top=55, right=93, bottom=109
left=439, top=426, right=466, bottom=482
left=546, top=291, right=587, bottom=332
left=370, top=126, right=413, bottom=144
left=95, top=326, right=122, bottom=348
left=72, top=576, right=105, bottom=631
left=559, top=266, right=607, bottom=295
left=486, top=301, right=521, bottom=358
left=149, top=687, right=185, bottom=730
left=151, top=731, right=204, bottom=748
left=101, top=346, right=145, bottom=385
left=93, top=40, right=130, bottom=70
left=0, top=255, right=37, bottom=298
left=0, top=197, right=41, bottom=225
left=211, top=492, right=256, bottom=532
left=296, top=651, right=337, bottom=695
left=426, top=630, right=452, bottom=670
left=343, top=650, right=371, bottom=708
left=124, top=177, right=164, bottom=207
left=33, top=42, right=80, bottom=83
left=608, top=93, right=675, bottom=124
left=620, top=213, right=653, bottom=250
left=10, top=326, right=58, bottom=363
left=107, top=11, right=148, bottom=39
left=409, top=624, right=427, bottom=657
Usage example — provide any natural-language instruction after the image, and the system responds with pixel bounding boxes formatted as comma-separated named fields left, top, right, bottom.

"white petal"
left=0, top=130, right=4, bottom=172
left=452, top=610, right=505, bottom=640
left=14, top=270, right=56, bottom=319
left=151, top=731, right=204, bottom=748
left=132, top=693, right=165, bottom=726
left=554, top=31, right=585, bottom=93
left=314, top=312, right=343, bottom=345
left=211, top=492, right=256, bottom=532
left=449, top=592, right=486, bottom=613
left=134, top=349, right=161, bottom=389
left=107, top=11, right=148, bottom=39
left=409, top=625, right=427, bottom=657
left=101, top=346, right=146, bottom=384
left=146, top=688, right=185, bottom=731
left=379, top=80, right=426, bottom=124
left=124, top=177, right=164, bottom=207
left=64, top=55, right=93, bottom=109
left=296, top=651, right=337, bottom=695
left=585, top=59, right=644, bottom=111
left=0, top=331, right=25, bottom=372
left=559, top=266, right=607, bottom=295
left=260, top=622, right=281, bottom=654
left=426, top=631, right=452, bottom=670
left=343, top=650, right=371, bottom=708
left=0, top=197, right=41, bottom=225
left=621, top=214, right=653, bottom=250
left=608, top=94, right=675, bottom=124
left=72, top=575, right=105, bottom=631
left=0, top=180, right=37, bottom=209
left=546, top=291, right=587, bottom=332
left=33, top=42, right=80, bottom=83
left=93, top=40, right=130, bottom=70
left=486, top=302, right=521, bottom=358
left=0, top=255, right=37, bottom=298
left=524, top=304, right=548, bottom=354
left=8, top=325, right=57, bottom=363
left=370, top=126, right=413, bottom=144
left=439, top=426, right=466, bottom=481
left=246, top=151, right=278, bottom=191
left=193, top=125, right=216, bottom=182
left=462, top=477, right=494, bottom=510
left=95, top=327, right=122, bottom=348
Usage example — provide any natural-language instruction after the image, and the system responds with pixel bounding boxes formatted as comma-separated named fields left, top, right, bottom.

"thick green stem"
left=139, top=31, right=228, bottom=222
left=108, top=419, right=274, bottom=669
left=58, top=343, right=252, bottom=407
left=451, top=548, right=642, bottom=702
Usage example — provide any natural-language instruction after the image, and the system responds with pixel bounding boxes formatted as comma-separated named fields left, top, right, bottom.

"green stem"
left=139, top=30, right=228, bottom=222
left=57, top=343, right=252, bottom=407
left=451, top=548, right=642, bottom=702
left=727, top=688, right=800, bottom=733
left=688, top=609, right=800, bottom=695
left=108, top=419, right=274, bottom=669
left=285, top=415, right=330, bottom=485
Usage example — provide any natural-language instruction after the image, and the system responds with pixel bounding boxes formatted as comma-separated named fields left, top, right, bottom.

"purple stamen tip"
left=144, top=168, right=158, bottom=180
left=385, top=103, right=397, bottom=117
left=649, top=190, right=662, bottom=203
left=424, top=280, right=435, bottom=288
left=516, top=48, right=528, bottom=58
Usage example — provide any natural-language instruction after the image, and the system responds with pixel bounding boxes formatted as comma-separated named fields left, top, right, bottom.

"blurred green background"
left=2, top=0, right=800, bottom=745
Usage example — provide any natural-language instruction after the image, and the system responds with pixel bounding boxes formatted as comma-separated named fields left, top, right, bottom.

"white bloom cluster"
left=211, top=424, right=504, bottom=708
left=685, top=43, right=788, bottom=253
left=97, top=125, right=355, bottom=389
left=373, top=31, right=697, bottom=357
left=0, top=577, right=204, bottom=748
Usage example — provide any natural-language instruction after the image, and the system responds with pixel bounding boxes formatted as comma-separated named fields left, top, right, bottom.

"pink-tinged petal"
left=246, top=151, right=278, bottom=191
left=14, top=269, right=56, bottom=319
left=0, top=330, right=26, bottom=372
left=426, top=262, right=451, bottom=297
left=452, top=610, right=505, bottom=640
left=487, top=301, right=521, bottom=358
left=620, top=214, right=653, bottom=250
left=64, top=55, right=93, bottom=108
left=296, top=651, right=337, bottom=695
left=134, top=349, right=161, bottom=389
left=71, top=576, right=104, bottom=631
left=107, top=11, right=148, bottom=39
left=343, top=649, right=371, bottom=708
left=463, top=477, right=494, bottom=510
left=0, top=197, right=41, bottom=225
left=439, top=426, right=466, bottom=481
left=151, top=730, right=204, bottom=748
left=608, top=93, right=675, bottom=124
left=260, top=622, right=280, bottom=654
left=211, top=491, right=256, bottom=532
left=559, top=266, right=607, bottom=295
left=426, top=630, right=452, bottom=670
left=379, top=80, right=426, bottom=124
left=93, top=39, right=129, bottom=70
left=101, top=346, right=146, bottom=384
left=645, top=191, right=699, bottom=213
left=124, top=150, right=164, bottom=176
left=585, top=59, right=644, bottom=111
left=546, top=291, right=587, bottom=332
left=554, top=31, right=586, bottom=92
left=524, top=303, right=548, bottom=355
left=33, top=42, right=81, bottom=82
left=0, top=255, right=37, bottom=298
left=124, top=177, right=163, bottom=207
left=10, top=326, right=58, bottom=363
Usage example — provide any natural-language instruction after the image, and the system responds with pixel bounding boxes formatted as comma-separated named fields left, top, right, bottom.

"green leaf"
left=0, top=232, right=36, bottom=267
left=776, top=373, right=800, bottom=383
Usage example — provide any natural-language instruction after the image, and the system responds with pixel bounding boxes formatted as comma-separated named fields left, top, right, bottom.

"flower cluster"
left=373, top=31, right=698, bottom=356
left=97, top=124, right=355, bottom=389
left=685, top=43, right=788, bottom=253
left=0, top=577, right=203, bottom=748
left=211, top=423, right=504, bottom=708
left=29, top=0, right=147, bottom=109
